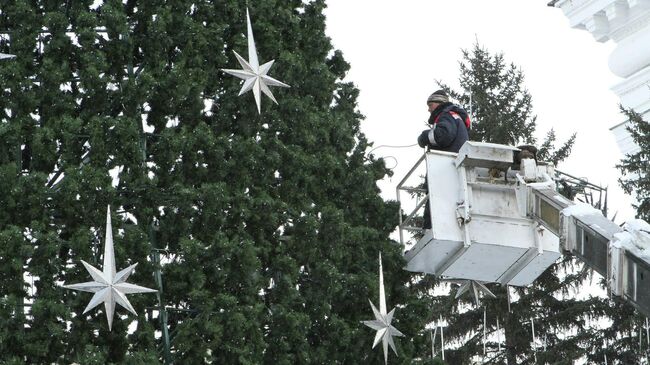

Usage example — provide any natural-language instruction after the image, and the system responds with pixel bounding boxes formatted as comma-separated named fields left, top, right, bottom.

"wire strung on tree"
left=381, top=156, right=398, bottom=170
left=483, top=306, right=487, bottom=357
left=496, top=316, right=501, bottom=353
left=645, top=318, right=650, bottom=348
left=366, top=143, right=418, bottom=170
left=438, top=315, right=446, bottom=361
left=367, top=143, right=418, bottom=155
left=431, top=327, right=436, bottom=359
left=529, top=317, right=537, bottom=363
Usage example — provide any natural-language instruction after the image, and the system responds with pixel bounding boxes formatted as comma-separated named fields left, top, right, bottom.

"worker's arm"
left=432, top=114, right=458, bottom=149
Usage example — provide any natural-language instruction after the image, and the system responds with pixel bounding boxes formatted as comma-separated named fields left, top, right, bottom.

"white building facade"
left=551, top=0, right=650, bottom=155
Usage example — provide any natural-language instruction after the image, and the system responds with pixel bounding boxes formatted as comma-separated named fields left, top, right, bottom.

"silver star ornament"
left=221, top=8, right=290, bottom=113
left=454, top=280, right=496, bottom=307
left=63, top=206, right=156, bottom=331
left=362, top=253, right=404, bottom=364
left=0, top=53, right=15, bottom=60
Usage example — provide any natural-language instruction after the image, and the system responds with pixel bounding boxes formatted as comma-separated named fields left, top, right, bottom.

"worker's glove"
left=417, top=130, right=429, bottom=148
left=418, top=128, right=438, bottom=148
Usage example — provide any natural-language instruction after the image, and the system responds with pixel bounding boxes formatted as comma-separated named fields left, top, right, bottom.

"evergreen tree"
left=618, top=106, right=650, bottom=221
left=536, top=128, right=576, bottom=166
left=605, top=106, right=650, bottom=364
left=441, top=43, right=577, bottom=153
left=426, top=43, right=646, bottom=364
left=444, top=43, right=536, bottom=145
left=0, top=1, right=432, bottom=364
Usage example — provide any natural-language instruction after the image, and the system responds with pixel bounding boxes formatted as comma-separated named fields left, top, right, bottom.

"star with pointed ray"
left=362, top=253, right=404, bottom=364
left=63, top=206, right=156, bottom=331
left=0, top=53, right=15, bottom=60
left=453, top=280, right=496, bottom=307
left=221, top=8, right=290, bottom=114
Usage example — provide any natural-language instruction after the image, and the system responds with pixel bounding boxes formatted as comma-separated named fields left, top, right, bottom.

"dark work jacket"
left=419, top=103, right=470, bottom=153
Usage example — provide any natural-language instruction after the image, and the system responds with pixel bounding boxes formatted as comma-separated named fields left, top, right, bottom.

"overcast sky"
left=323, top=0, right=636, bottom=221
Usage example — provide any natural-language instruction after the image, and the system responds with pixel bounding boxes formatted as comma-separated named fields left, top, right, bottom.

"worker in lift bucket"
left=417, top=90, right=471, bottom=229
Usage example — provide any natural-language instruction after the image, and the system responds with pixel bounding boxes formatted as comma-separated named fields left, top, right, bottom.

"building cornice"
left=611, top=65, right=650, bottom=96
left=554, top=0, right=650, bottom=42
left=552, top=0, right=650, bottom=156
left=610, top=9, right=650, bottom=41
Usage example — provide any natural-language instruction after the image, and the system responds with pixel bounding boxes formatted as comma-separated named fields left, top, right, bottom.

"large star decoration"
left=63, top=206, right=156, bottom=331
left=362, top=253, right=404, bottom=364
left=453, top=280, right=496, bottom=307
left=221, top=8, right=290, bottom=114
left=0, top=53, right=15, bottom=60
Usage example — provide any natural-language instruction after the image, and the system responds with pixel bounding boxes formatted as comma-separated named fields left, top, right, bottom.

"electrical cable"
left=367, top=143, right=419, bottom=170
left=381, top=156, right=398, bottom=170
left=368, top=143, right=418, bottom=154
